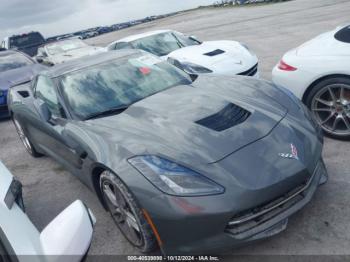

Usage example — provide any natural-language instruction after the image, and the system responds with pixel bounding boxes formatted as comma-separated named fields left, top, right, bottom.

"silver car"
left=35, top=39, right=104, bottom=66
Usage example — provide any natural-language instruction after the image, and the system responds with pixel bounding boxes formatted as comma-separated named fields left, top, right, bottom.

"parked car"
left=111, top=23, right=131, bottom=31
left=97, top=27, right=113, bottom=35
left=0, top=161, right=95, bottom=261
left=84, top=31, right=99, bottom=39
left=107, top=30, right=258, bottom=77
left=272, top=24, right=350, bottom=139
left=8, top=50, right=327, bottom=254
left=0, top=50, right=45, bottom=118
left=35, top=39, right=104, bottom=66
left=56, top=34, right=77, bottom=41
left=1, top=32, right=45, bottom=57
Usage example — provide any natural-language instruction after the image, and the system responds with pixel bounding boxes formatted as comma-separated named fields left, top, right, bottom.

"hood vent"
left=203, top=49, right=225, bottom=57
left=196, top=103, right=250, bottom=132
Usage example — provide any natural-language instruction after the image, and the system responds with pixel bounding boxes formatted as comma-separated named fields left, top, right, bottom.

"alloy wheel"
left=311, top=83, right=350, bottom=136
left=102, top=178, right=144, bottom=247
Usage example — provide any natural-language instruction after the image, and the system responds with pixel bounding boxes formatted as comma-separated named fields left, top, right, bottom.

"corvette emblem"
left=278, top=144, right=299, bottom=160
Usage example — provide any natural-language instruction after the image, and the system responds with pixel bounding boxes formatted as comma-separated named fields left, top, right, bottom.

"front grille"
left=226, top=162, right=324, bottom=235
left=195, top=103, right=250, bottom=132
left=237, top=63, right=258, bottom=76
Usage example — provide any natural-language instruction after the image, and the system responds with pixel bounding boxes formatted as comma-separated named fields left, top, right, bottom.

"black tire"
left=12, top=114, right=43, bottom=157
left=305, top=76, right=350, bottom=140
left=100, top=170, right=157, bottom=253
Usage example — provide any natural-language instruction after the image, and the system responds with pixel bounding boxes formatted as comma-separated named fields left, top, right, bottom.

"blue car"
left=0, top=50, right=45, bottom=118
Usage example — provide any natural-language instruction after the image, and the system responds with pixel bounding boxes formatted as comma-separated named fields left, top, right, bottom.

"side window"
left=35, top=76, right=64, bottom=118
left=115, top=42, right=131, bottom=50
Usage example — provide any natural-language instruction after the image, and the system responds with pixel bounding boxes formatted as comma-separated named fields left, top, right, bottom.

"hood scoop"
left=203, top=49, right=225, bottom=57
left=195, top=103, right=250, bottom=132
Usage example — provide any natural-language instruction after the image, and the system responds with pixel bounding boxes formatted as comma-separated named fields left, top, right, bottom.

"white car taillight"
left=278, top=59, right=297, bottom=71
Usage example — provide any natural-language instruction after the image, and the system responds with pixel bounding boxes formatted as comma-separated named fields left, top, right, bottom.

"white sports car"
left=272, top=25, right=350, bottom=139
left=0, top=161, right=95, bottom=261
left=107, top=30, right=259, bottom=78
left=35, top=39, right=104, bottom=66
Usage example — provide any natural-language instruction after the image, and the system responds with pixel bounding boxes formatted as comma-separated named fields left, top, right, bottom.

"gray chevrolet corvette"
left=8, top=50, right=328, bottom=255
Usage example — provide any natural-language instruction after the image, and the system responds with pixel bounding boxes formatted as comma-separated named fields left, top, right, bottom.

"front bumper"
left=147, top=159, right=327, bottom=255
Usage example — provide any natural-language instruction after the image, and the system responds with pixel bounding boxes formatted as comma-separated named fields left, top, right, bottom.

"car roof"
left=41, top=38, right=84, bottom=48
left=42, top=49, right=141, bottom=78
left=117, top=29, right=172, bottom=43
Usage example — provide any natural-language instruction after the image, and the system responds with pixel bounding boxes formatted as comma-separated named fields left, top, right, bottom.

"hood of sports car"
left=0, top=64, right=44, bottom=91
left=165, top=41, right=257, bottom=74
left=50, top=46, right=104, bottom=64
left=296, top=29, right=350, bottom=57
left=87, top=76, right=287, bottom=165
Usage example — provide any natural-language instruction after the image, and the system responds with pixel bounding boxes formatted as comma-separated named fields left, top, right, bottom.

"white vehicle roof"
left=117, top=29, right=173, bottom=43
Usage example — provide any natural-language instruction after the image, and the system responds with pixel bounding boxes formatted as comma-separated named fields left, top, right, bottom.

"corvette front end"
left=125, top=84, right=327, bottom=254
left=135, top=110, right=327, bottom=254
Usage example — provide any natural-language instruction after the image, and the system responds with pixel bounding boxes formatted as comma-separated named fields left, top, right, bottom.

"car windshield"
left=0, top=53, right=33, bottom=73
left=46, top=39, right=87, bottom=55
left=9, top=32, right=45, bottom=48
left=130, top=32, right=200, bottom=56
left=60, top=53, right=192, bottom=119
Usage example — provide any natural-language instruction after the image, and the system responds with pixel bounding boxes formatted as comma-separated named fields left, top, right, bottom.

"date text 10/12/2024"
left=127, top=256, right=220, bottom=261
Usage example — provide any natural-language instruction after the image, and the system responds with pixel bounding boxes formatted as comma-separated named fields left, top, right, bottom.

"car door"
left=28, top=75, right=84, bottom=174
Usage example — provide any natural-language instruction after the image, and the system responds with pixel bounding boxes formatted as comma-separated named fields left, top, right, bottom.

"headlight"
left=128, top=155, right=224, bottom=196
left=181, top=62, right=213, bottom=74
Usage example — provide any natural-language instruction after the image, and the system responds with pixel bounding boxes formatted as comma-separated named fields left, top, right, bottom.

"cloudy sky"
left=0, top=0, right=215, bottom=40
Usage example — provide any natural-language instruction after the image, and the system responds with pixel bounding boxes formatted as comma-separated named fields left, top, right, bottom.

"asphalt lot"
left=1, top=0, right=350, bottom=256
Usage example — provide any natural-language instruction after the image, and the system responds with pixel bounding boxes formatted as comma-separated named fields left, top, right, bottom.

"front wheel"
left=12, top=115, right=43, bottom=157
left=305, top=77, right=350, bottom=140
left=100, top=171, right=157, bottom=253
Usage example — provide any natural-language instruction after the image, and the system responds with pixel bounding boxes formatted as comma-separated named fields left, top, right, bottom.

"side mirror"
left=184, top=71, right=198, bottom=82
left=167, top=58, right=199, bottom=82
left=40, top=200, right=95, bottom=257
left=37, top=101, right=52, bottom=122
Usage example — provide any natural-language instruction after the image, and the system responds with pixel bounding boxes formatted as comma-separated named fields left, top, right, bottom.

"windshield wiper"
left=84, top=105, right=129, bottom=120
left=172, top=33, right=184, bottom=48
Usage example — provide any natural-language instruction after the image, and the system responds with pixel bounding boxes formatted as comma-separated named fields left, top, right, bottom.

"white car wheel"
left=306, top=77, right=350, bottom=139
